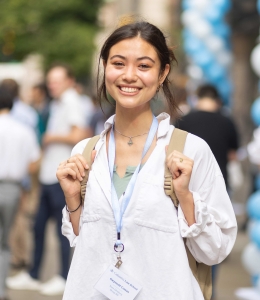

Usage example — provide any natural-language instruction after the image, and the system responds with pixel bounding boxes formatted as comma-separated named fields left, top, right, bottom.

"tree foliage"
left=0, top=0, right=103, bottom=77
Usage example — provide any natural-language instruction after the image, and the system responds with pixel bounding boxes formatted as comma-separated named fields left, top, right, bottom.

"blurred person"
left=0, top=86, right=40, bottom=300
left=75, top=83, right=95, bottom=133
left=1, top=79, right=38, bottom=131
left=176, top=83, right=239, bottom=299
left=31, top=83, right=50, bottom=145
left=0, top=79, right=40, bottom=271
left=176, top=84, right=239, bottom=189
left=7, top=64, right=86, bottom=296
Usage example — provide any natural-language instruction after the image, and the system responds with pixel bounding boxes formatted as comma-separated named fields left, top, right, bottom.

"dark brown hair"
left=0, top=79, right=19, bottom=99
left=0, top=86, right=14, bottom=110
left=197, top=84, right=220, bottom=101
left=97, top=21, right=178, bottom=117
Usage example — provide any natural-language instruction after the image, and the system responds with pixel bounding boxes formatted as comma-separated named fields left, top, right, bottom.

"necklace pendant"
left=128, top=137, right=133, bottom=146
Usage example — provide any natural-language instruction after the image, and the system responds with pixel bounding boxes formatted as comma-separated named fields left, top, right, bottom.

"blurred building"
left=0, top=55, right=44, bottom=103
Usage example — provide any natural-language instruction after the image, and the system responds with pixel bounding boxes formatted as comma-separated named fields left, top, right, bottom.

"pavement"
left=7, top=218, right=253, bottom=300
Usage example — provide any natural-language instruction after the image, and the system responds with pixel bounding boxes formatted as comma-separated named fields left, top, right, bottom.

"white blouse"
left=62, top=113, right=237, bottom=300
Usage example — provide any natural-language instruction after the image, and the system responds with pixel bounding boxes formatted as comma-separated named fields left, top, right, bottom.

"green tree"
left=0, top=0, right=103, bottom=77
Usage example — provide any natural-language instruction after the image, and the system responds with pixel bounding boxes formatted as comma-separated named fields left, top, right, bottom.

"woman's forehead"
left=108, top=37, right=159, bottom=59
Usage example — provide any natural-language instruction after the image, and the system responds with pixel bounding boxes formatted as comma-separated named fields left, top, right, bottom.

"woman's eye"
left=113, top=62, right=124, bottom=67
left=139, top=64, right=149, bottom=69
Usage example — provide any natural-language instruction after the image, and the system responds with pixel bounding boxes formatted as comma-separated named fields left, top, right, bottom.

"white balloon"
left=216, top=50, right=233, bottom=66
left=181, top=10, right=201, bottom=27
left=187, top=64, right=204, bottom=80
left=190, top=20, right=211, bottom=39
left=189, top=0, right=210, bottom=12
left=242, top=243, right=260, bottom=275
left=205, top=36, right=224, bottom=52
left=250, top=43, right=260, bottom=77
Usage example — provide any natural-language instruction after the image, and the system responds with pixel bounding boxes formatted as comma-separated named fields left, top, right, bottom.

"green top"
left=113, top=165, right=138, bottom=199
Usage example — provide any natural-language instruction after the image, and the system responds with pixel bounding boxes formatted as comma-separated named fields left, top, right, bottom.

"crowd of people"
left=0, top=19, right=257, bottom=300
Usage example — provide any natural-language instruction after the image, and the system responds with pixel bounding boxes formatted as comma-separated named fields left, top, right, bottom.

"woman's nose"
left=122, top=66, right=137, bottom=82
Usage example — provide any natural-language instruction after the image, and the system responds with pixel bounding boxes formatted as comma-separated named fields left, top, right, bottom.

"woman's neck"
left=114, top=106, right=153, bottom=136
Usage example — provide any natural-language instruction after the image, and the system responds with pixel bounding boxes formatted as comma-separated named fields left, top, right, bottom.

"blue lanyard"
left=108, top=115, right=158, bottom=252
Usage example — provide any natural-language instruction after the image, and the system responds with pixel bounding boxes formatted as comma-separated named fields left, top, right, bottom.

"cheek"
left=139, top=72, right=159, bottom=91
left=105, top=66, right=121, bottom=85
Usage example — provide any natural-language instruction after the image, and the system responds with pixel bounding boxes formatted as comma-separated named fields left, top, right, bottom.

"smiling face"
left=104, top=37, right=169, bottom=112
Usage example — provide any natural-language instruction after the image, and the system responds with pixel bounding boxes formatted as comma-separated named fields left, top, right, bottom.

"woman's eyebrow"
left=137, top=56, right=155, bottom=63
left=110, top=55, right=125, bottom=60
left=110, top=55, right=155, bottom=63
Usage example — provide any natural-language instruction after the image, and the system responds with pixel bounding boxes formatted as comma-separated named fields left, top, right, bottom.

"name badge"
left=94, top=265, right=142, bottom=300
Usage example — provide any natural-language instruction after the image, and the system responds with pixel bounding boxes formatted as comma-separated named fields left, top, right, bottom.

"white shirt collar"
left=100, top=112, right=171, bottom=141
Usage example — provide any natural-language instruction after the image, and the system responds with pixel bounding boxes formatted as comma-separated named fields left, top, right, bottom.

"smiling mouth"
left=119, top=86, right=140, bottom=93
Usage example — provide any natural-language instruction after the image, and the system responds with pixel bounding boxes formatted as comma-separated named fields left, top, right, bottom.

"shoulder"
left=71, top=138, right=91, bottom=156
left=184, top=132, right=217, bottom=166
left=10, top=117, right=37, bottom=139
left=184, top=132, right=211, bottom=156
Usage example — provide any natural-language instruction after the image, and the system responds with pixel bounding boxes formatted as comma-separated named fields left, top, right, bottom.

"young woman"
left=57, top=21, right=237, bottom=300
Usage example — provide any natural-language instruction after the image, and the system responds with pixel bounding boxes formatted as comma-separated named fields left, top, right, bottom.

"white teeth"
left=120, top=87, right=138, bottom=93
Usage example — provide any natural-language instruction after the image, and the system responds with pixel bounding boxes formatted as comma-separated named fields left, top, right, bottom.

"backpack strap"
left=80, top=135, right=100, bottom=201
left=164, top=128, right=188, bottom=207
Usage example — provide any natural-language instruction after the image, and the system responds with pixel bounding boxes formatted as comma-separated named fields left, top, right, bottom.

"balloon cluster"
left=241, top=0, right=260, bottom=292
left=181, top=0, right=232, bottom=104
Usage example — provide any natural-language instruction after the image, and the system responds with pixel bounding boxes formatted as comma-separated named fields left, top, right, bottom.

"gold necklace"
left=114, top=127, right=148, bottom=146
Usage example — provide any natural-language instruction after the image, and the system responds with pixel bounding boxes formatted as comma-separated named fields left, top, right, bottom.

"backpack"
left=80, top=128, right=212, bottom=300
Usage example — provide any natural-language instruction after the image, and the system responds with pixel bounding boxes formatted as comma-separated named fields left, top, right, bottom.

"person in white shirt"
left=7, top=64, right=86, bottom=296
left=1, top=79, right=40, bottom=270
left=56, top=20, right=237, bottom=300
left=0, top=87, right=40, bottom=300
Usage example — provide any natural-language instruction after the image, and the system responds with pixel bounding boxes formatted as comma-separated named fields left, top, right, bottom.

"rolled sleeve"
left=178, top=191, right=210, bottom=238
left=178, top=176, right=237, bottom=265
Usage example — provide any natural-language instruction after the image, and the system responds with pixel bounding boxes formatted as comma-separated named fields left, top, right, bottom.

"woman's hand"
left=166, top=149, right=194, bottom=200
left=56, top=151, right=96, bottom=203
left=166, top=149, right=195, bottom=225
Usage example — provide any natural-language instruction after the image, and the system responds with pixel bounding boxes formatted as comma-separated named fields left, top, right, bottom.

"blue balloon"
left=251, top=97, right=260, bottom=124
left=193, top=49, right=214, bottom=68
left=213, top=22, right=231, bottom=40
left=252, top=274, right=259, bottom=287
left=205, top=7, right=223, bottom=23
left=257, top=0, right=260, bottom=15
left=205, top=63, right=226, bottom=81
left=251, top=97, right=260, bottom=126
left=216, top=80, right=233, bottom=104
left=214, top=0, right=231, bottom=13
left=247, top=191, right=260, bottom=220
left=250, top=221, right=260, bottom=249
left=182, top=0, right=191, bottom=10
left=255, top=174, right=260, bottom=190
left=183, top=33, right=204, bottom=55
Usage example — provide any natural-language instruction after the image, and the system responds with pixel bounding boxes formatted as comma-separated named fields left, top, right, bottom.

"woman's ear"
left=159, top=64, right=170, bottom=85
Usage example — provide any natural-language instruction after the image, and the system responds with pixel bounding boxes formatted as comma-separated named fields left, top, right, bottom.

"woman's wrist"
left=177, top=191, right=196, bottom=226
left=66, top=201, right=82, bottom=214
left=65, top=194, right=81, bottom=211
